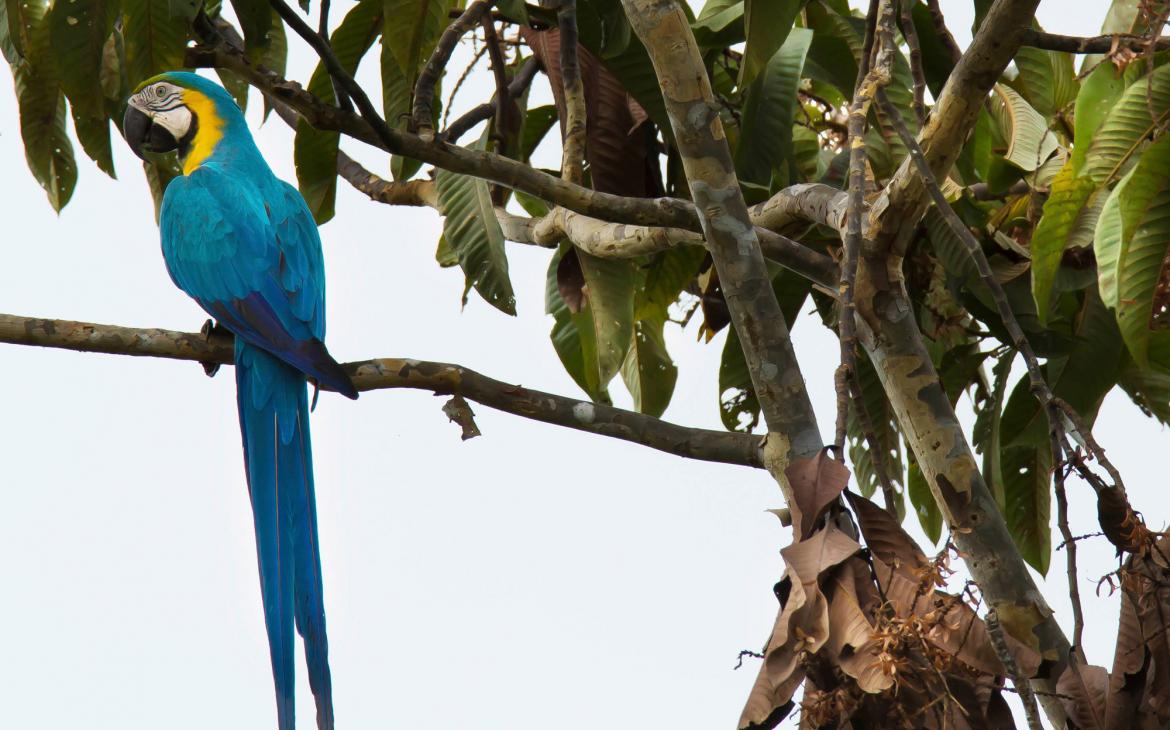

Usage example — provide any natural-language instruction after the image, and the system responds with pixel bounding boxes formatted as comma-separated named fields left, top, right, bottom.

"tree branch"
left=869, top=0, right=1042, bottom=257
left=554, top=0, right=586, bottom=185
left=442, top=57, right=540, bottom=143
left=413, top=0, right=493, bottom=140
left=620, top=0, right=824, bottom=488
left=0, top=313, right=763, bottom=469
left=1019, top=29, right=1170, bottom=54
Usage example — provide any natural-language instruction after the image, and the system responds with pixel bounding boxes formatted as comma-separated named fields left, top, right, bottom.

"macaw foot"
left=200, top=318, right=231, bottom=377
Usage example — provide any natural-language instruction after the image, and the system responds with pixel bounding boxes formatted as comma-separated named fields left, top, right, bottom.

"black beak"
left=123, top=105, right=178, bottom=159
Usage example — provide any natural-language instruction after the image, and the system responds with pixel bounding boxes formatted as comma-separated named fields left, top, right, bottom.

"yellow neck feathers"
left=180, top=89, right=225, bottom=175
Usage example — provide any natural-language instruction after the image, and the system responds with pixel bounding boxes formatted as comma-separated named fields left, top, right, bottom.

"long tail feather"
left=236, top=340, right=334, bottom=730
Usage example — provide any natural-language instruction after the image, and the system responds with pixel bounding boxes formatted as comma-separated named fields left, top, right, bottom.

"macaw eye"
left=155, top=84, right=167, bottom=96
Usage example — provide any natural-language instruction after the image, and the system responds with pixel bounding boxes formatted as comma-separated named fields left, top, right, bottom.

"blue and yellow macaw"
left=123, top=72, right=357, bottom=730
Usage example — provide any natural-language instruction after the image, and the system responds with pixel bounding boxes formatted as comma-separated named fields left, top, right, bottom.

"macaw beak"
left=123, top=104, right=179, bottom=159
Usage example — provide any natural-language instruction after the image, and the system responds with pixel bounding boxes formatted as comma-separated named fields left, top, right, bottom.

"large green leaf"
left=972, top=351, right=1013, bottom=514
left=1011, top=43, right=1077, bottom=121
left=546, top=243, right=608, bottom=402
left=435, top=130, right=516, bottom=315
left=1094, top=134, right=1170, bottom=365
left=719, top=324, right=758, bottom=432
left=228, top=0, right=272, bottom=59
left=294, top=0, right=382, bottom=223
left=1002, top=442, right=1052, bottom=575
left=847, top=350, right=903, bottom=510
left=0, top=0, right=25, bottom=64
left=382, top=0, right=449, bottom=84
left=906, top=453, right=941, bottom=545
left=1070, top=62, right=1127, bottom=174
left=51, top=0, right=115, bottom=176
left=1030, top=159, right=1097, bottom=322
left=11, top=0, right=77, bottom=211
left=577, top=250, right=635, bottom=387
left=121, top=0, right=188, bottom=87
left=1082, top=62, right=1170, bottom=185
left=990, top=83, right=1059, bottom=172
left=1119, top=360, right=1170, bottom=426
left=621, top=313, right=677, bottom=418
left=692, top=0, right=742, bottom=49
left=738, top=0, right=800, bottom=88
left=734, top=27, right=811, bottom=187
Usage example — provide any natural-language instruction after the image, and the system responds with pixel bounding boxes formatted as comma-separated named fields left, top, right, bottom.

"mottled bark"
left=619, top=0, right=823, bottom=489
left=869, top=0, right=1042, bottom=256
left=0, top=314, right=763, bottom=469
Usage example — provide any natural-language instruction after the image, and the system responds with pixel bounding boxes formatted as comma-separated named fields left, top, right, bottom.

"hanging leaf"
left=990, top=83, right=1059, bottom=172
left=50, top=0, right=115, bottom=176
left=1001, top=442, right=1052, bottom=575
left=1070, top=61, right=1126, bottom=174
left=734, top=27, right=811, bottom=187
left=294, top=0, right=382, bottom=223
left=259, top=18, right=286, bottom=121
left=1030, top=160, right=1097, bottom=322
left=737, top=0, right=800, bottom=89
left=121, top=0, right=188, bottom=87
left=382, top=0, right=450, bottom=85
left=10, top=0, right=77, bottom=211
left=228, top=0, right=272, bottom=60
left=547, top=243, right=609, bottom=402
left=575, top=250, right=635, bottom=387
left=621, top=313, right=677, bottom=417
left=973, top=351, right=1013, bottom=514
left=1095, top=135, right=1170, bottom=365
left=906, top=453, right=941, bottom=544
left=1011, top=41, right=1077, bottom=120
left=0, top=0, right=25, bottom=64
left=719, top=324, right=758, bottom=432
left=435, top=128, right=516, bottom=315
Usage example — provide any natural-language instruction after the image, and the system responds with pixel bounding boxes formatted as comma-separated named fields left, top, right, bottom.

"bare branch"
left=985, top=609, right=1044, bottom=730
left=924, top=0, right=962, bottom=63
left=443, top=57, right=540, bottom=143
left=1019, top=28, right=1170, bottom=54
left=0, top=314, right=764, bottom=469
left=413, top=0, right=493, bottom=140
left=554, top=0, right=586, bottom=185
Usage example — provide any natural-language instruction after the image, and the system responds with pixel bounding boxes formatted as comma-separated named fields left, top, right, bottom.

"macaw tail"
left=235, top=339, right=335, bottom=730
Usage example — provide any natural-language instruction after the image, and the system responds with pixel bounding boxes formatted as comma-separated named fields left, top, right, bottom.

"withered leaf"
left=1056, top=662, right=1109, bottom=730
left=845, top=490, right=928, bottom=570
left=787, top=449, right=851, bottom=539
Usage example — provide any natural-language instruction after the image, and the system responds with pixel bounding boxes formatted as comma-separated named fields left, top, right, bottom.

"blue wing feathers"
left=162, top=147, right=347, bottom=730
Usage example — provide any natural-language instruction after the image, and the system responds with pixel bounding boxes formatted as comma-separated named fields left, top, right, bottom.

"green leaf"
left=719, top=324, right=759, bottom=432
left=1030, top=160, right=1097, bottom=322
left=121, top=0, right=188, bottom=87
left=259, top=19, right=286, bottom=121
left=973, top=351, right=1013, bottom=514
left=847, top=350, right=903, bottom=509
left=990, top=83, right=1059, bottom=172
left=1119, top=360, right=1170, bottom=426
left=435, top=129, right=516, bottom=315
left=1070, top=62, right=1126, bottom=174
left=1012, top=43, right=1077, bottom=120
left=216, top=67, right=249, bottom=112
left=1083, top=62, right=1170, bottom=185
left=734, top=27, right=811, bottom=187
left=518, top=104, right=558, bottom=164
left=10, top=0, right=77, bottom=211
left=577, top=250, right=635, bottom=387
left=737, top=0, right=799, bottom=88
left=692, top=0, right=742, bottom=49
left=906, top=453, right=941, bottom=545
left=294, top=0, right=382, bottom=223
left=546, top=243, right=609, bottom=402
left=50, top=0, right=115, bottom=175
left=228, top=0, right=272, bottom=60
left=0, top=0, right=25, bottom=64
left=143, top=153, right=181, bottom=220
left=382, top=0, right=449, bottom=83
left=1002, top=443, right=1052, bottom=575
left=1094, top=134, right=1170, bottom=365
left=621, top=314, right=677, bottom=417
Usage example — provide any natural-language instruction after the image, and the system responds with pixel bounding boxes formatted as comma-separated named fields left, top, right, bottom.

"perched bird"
left=123, top=71, right=357, bottom=730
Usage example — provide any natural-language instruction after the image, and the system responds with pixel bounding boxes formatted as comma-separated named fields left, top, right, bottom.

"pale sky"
left=0, top=2, right=1147, bottom=729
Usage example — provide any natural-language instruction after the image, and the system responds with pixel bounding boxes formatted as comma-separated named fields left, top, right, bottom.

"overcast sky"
left=0, top=2, right=1148, bottom=728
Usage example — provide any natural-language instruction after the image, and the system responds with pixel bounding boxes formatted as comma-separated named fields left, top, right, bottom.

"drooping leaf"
left=10, top=0, right=77, bottom=211
left=382, top=0, right=449, bottom=85
left=259, top=18, right=286, bottom=121
left=906, top=452, right=941, bottom=544
left=973, top=351, right=1013, bottom=514
left=990, top=83, right=1059, bottom=172
left=737, top=0, right=800, bottom=88
left=692, top=0, right=742, bottom=50
left=575, top=250, right=635, bottom=387
left=786, top=449, right=850, bottom=539
left=435, top=128, right=516, bottom=316
left=294, top=0, right=382, bottom=223
left=50, top=0, right=115, bottom=176
left=0, top=0, right=25, bottom=63
left=1011, top=41, right=1077, bottom=120
left=1031, top=159, right=1097, bottom=321
left=843, top=490, right=927, bottom=569
left=1002, top=442, right=1052, bottom=575
left=1118, top=361, right=1170, bottom=426
left=547, top=243, right=609, bottom=402
left=121, top=0, right=188, bottom=87
left=719, top=324, right=758, bottom=432
left=734, top=27, right=811, bottom=187
left=620, top=313, right=677, bottom=417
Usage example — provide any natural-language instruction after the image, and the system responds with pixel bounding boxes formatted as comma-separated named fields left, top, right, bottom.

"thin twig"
left=315, top=0, right=352, bottom=112
left=0, top=314, right=765, bottom=469
left=481, top=14, right=512, bottom=152
left=413, top=0, right=494, bottom=140
left=555, top=0, right=587, bottom=185
left=899, top=0, right=927, bottom=125
left=443, top=57, right=539, bottom=142
left=441, top=43, right=490, bottom=131
left=985, top=609, right=1044, bottom=730
left=1051, top=432, right=1085, bottom=652
left=1019, top=28, right=1170, bottom=54
left=924, top=0, right=962, bottom=62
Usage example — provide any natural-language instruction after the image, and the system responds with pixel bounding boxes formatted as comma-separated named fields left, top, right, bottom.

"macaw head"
left=123, top=71, right=243, bottom=173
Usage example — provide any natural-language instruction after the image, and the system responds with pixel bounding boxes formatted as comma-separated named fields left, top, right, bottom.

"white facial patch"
left=129, top=81, right=193, bottom=140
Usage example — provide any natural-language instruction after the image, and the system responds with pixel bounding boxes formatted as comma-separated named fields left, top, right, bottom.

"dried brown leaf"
left=1056, top=663, right=1108, bottom=730
left=844, top=490, right=928, bottom=569
left=825, top=558, right=894, bottom=693
left=787, top=450, right=850, bottom=539
left=1106, top=590, right=1148, bottom=729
